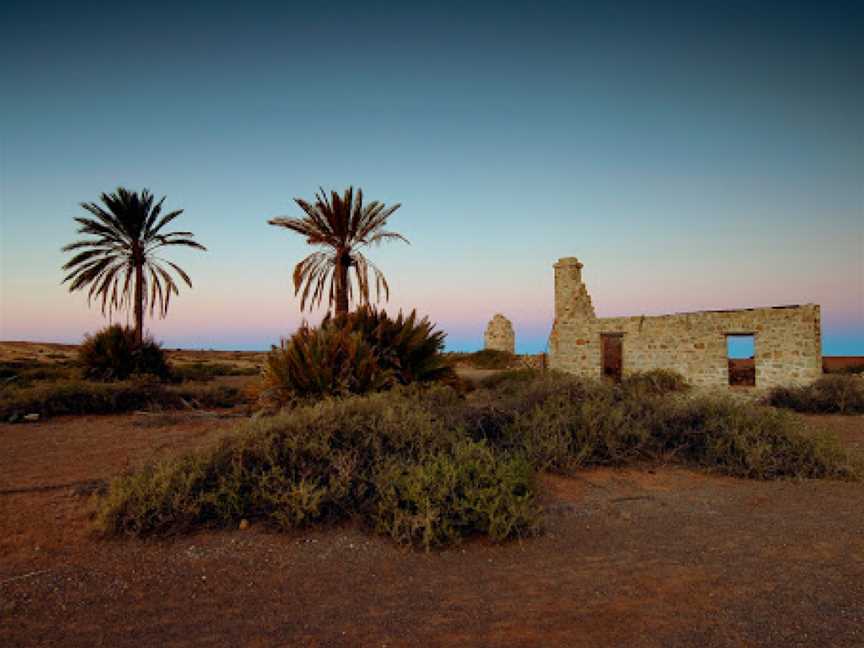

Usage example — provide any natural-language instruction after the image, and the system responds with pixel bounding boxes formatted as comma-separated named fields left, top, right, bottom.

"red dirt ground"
left=823, top=356, right=864, bottom=373
left=1, top=409, right=863, bottom=647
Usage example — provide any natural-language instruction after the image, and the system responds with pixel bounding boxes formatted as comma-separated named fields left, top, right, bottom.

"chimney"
left=553, top=257, right=594, bottom=320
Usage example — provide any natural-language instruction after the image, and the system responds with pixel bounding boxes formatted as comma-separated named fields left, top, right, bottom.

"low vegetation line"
left=766, top=375, right=864, bottom=415
left=0, top=379, right=243, bottom=421
left=98, top=370, right=861, bottom=549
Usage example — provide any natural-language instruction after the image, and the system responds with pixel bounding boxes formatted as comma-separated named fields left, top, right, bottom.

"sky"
left=1, top=0, right=862, bottom=354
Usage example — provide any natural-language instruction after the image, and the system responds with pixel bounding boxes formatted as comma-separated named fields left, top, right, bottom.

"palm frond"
left=269, top=186, right=406, bottom=313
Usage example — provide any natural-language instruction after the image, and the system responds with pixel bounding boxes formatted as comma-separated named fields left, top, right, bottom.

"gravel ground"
left=1, top=410, right=862, bottom=647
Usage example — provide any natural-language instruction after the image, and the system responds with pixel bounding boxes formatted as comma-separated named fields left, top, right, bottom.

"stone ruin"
left=484, top=314, right=515, bottom=354
left=547, top=257, right=821, bottom=388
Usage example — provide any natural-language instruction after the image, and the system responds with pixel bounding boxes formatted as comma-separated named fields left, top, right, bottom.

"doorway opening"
left=727, top=334, right=755, bottom=386
left=601, top=333, right=623, bottom=382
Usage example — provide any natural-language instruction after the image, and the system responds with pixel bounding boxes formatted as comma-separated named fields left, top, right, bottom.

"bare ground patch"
left=1, top=409, right=862, bottom=647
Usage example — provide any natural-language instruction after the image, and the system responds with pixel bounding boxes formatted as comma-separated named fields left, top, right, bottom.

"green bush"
left=0, top=379, right=243, bottom=420
left=504, top=387, right=658, bottom=471
left=767, top=375, right=864, bottom=415
left=263, top=308, right=455, bottom=404
left=475, top=371, right=857, bottom=480
left=373, top=441, right=539, bottom=548
left=97, top=387, right=541, bottom=546
left=653, top=397, right=855, bottom=479
left=79, top=325, right=170, bottom=380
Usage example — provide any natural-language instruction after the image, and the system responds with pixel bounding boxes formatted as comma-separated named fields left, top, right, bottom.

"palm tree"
left=61, top=187, right=206, bottom=344
left=268, top=186, right=408, bottom=315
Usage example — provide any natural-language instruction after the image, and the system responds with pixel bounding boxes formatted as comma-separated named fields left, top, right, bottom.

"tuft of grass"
left=767, top=375, right=864, bottom=415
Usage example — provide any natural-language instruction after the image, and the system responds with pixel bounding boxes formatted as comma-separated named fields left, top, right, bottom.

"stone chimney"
left=554, top=257, right=595, bottom=321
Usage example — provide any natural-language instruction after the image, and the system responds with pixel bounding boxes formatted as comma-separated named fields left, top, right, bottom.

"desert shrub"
left=504, top=387, right=658, bottom=471
left=0, top=379, right=242, bottom=420
left=262, top=308, right=454, bottom=404
left=493, top=373, right=857, bottom=479
left=97, top=387, right=542, bottom=546
left=79, top=325, right=170, bottom=380
left=654, top=397, right=858, bottom=479
left=621, top=369, right=689, bottom=398
left=373, top=441, right=540, bottom=549
left=767, top=375, right=864, bottom=415
left=481, top=370, right=599, bottom=417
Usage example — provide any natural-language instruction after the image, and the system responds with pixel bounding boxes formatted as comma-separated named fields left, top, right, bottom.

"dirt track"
left=1, top=411, right=862, bottom=647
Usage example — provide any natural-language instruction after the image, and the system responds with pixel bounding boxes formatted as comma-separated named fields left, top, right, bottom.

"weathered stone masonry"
left=548, top=257, right=821, bottom=388
left=484, top=314, right=516, bottom=353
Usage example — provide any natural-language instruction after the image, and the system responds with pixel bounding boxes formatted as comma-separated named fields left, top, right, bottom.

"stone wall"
left=548, top=257, right=821, bottom=388
left=484, top=314, right=515, bottom=353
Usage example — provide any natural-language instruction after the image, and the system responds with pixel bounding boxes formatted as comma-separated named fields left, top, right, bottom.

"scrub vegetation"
left=98, top=369, right=859, bottom=548
left=767, top=374, right=864, bottom=414
left=0, top=379, right=242, bottom=421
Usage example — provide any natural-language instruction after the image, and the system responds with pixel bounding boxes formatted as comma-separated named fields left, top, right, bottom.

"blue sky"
left=1, top=0, right=861, bottom=353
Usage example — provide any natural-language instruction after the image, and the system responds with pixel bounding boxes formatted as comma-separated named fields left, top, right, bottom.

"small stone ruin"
left=484, top=314, right=515, bottom=354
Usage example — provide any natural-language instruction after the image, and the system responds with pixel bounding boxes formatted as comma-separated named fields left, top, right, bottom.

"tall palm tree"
left=61, top=187, right=206, bottom=344
left=268, top=186, right=408, bottom=315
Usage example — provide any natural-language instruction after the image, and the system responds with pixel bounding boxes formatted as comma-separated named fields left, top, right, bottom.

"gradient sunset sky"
left=1, top=0, right=862, bottom=353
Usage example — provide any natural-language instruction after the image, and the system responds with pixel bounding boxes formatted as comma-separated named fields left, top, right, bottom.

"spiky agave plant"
left=61, top=187, right=206, bottom=344
left=328, top=307, right=455, bottom=385
left=263, top=322, right=390, bottom=401
left=268, top=186, right=408, bottom=315
left=263, top=308, right=455, bottom=404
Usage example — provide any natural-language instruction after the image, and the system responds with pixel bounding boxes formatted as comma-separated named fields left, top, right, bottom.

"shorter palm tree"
left=268, top=186, right=407, bottom=315
left=61, top=187, right=206, bottom=344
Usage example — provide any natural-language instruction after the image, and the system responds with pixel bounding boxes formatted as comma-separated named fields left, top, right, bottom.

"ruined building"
left=484, top=314, right=515, bottom=353
left=548, top=257, right=821, bottom=388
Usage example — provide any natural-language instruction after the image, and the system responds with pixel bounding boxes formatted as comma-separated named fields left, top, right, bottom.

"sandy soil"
left=1, top=405, right=862, bottom=647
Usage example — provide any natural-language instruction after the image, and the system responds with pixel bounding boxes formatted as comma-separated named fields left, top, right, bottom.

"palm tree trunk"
left=134, top=259, right=144, bottom=345
left=335, top=254, right=349, bottom=315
